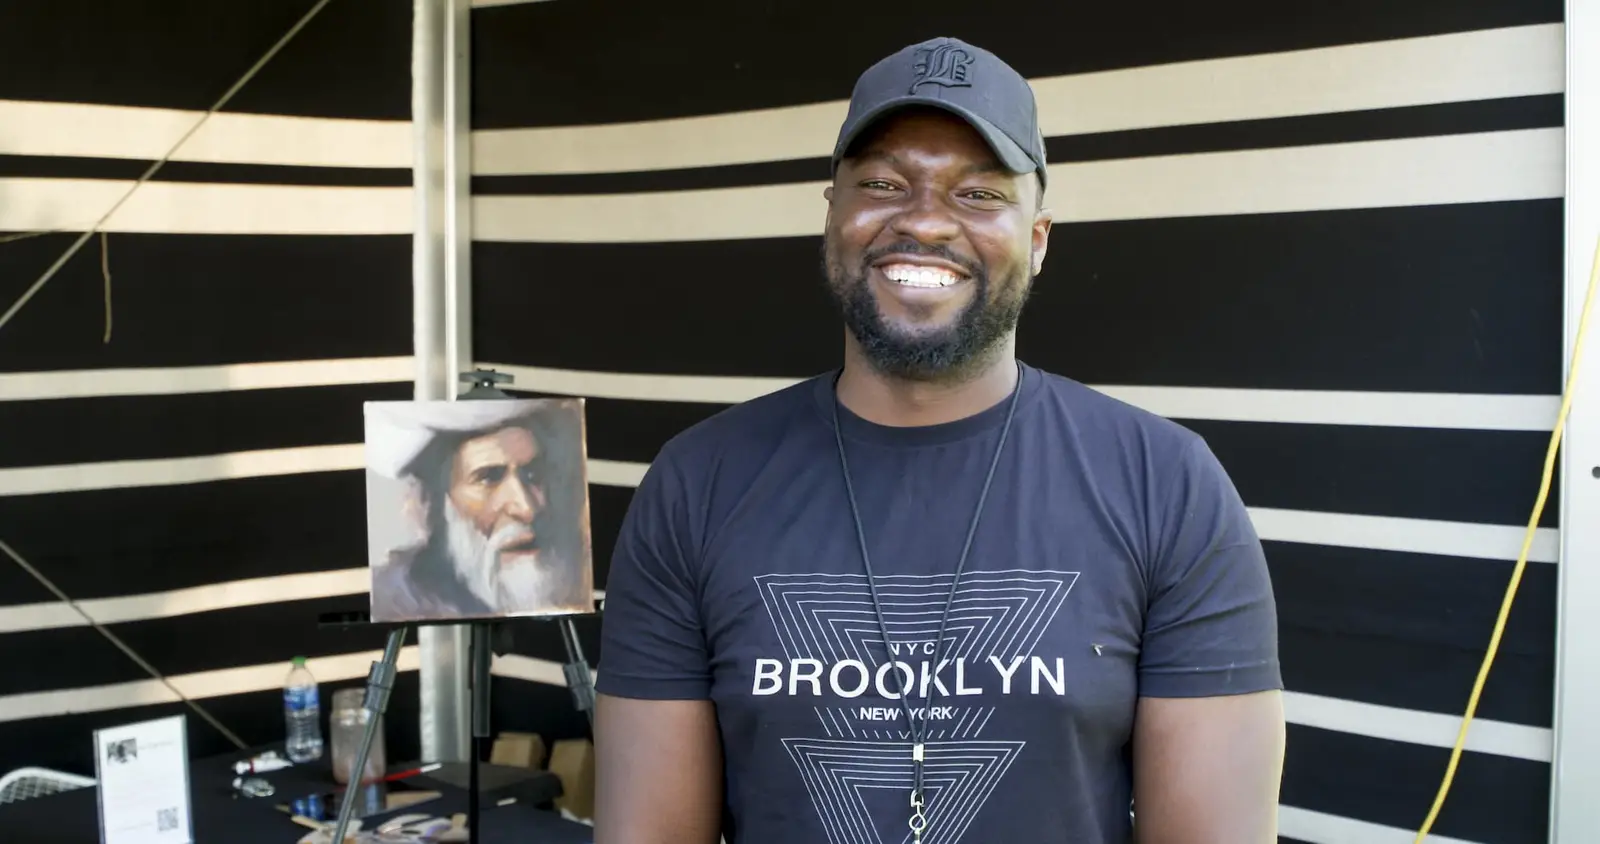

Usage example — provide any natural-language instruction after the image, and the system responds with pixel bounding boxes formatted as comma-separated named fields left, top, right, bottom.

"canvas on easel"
left=362, top=398, right=595, bottom=623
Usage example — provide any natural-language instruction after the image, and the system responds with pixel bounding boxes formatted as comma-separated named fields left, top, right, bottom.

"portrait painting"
left=362, top=398, right=595, bottom=623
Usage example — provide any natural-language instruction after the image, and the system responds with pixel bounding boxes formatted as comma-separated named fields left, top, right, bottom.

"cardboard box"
left=547, top=738, right=594, bottom=820
left=490, top=732, right=547, bottom=769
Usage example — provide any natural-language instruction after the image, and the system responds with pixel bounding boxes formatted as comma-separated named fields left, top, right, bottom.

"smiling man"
left=594, top=37, right=1284, bottom=844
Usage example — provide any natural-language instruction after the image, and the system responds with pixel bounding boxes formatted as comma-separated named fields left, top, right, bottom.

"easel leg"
left=558, top=618, right=595, bottom=729
left=330, top=626, right=408, bottom=843
left=468, top=621, right=493, bottom=843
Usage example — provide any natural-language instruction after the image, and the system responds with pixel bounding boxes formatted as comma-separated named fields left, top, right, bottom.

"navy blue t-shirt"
left=596, top=362, right=1280, bottom=844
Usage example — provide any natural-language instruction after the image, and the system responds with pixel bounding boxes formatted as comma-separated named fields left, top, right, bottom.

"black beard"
left=822, top=238, right=1029, bottom=383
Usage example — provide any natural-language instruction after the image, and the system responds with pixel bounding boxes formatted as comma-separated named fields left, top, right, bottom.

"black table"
left=0, top=745, right=594, bottom=843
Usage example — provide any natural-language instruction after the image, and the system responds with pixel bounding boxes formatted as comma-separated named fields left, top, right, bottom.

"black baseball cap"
left=831, top=36, right=1048, bottom=190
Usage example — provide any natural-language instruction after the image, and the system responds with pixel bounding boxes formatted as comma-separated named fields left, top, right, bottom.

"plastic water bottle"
left=284, top=656, right=324, bottom=763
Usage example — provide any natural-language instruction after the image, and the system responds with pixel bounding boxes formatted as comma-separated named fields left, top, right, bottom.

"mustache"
left=488, top=523, right=537, bottom=551
left=859, top=241, right=983, bottom=278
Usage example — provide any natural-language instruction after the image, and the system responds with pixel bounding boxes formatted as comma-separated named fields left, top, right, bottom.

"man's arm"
left=1132, top=435, right=1285, bottom=843
left=589, top=446, right=724, bottom=844
left=594, top=695, right=723, bottom=844
left=1131, top=691, right=1285, bottom=844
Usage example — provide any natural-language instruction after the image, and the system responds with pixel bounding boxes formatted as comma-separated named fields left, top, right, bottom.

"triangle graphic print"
left=781, top=738, right=1026, bottom=844
left=755, top=570, right=1079, bottom=663
left=760, top=570, right=1076, bottom=841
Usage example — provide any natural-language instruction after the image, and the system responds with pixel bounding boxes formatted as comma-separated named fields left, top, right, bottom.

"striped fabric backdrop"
left=0, top=0, right=428, bottom=771
left=467, top=1, right=1566, bottom=843
left=0, top=1, right=1570, bottom=841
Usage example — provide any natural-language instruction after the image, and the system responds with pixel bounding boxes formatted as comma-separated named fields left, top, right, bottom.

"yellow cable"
left=1413, top=232, right=1600, bottom=843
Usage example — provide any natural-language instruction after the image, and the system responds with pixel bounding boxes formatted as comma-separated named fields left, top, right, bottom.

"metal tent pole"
left=1551, top=1, right=1600, bottom=841
left=412, top=0, right=472, bottom=766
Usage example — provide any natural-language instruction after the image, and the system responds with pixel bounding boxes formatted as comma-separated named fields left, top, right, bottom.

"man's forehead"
left=456, top=425, right=539, bottom=465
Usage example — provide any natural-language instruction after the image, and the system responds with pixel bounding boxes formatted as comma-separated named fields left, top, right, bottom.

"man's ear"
left=823, top=185, right=834, bottom=203
left=1030, top=210, right=1053, bottom=277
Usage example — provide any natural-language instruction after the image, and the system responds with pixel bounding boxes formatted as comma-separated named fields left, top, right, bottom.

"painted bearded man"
left=366, top=401, right=593, bottom=622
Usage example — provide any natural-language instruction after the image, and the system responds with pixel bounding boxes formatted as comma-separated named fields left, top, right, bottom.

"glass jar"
left=329, top=687, right=386, bottom=786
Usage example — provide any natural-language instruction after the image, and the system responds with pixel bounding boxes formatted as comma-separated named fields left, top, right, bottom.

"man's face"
left=822, top=108, right=1051, bottom=381
left=445, top=425, right=547, bottom=567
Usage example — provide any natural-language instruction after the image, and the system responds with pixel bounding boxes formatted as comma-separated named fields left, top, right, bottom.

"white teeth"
left=881, top=264, right=960, bottom=288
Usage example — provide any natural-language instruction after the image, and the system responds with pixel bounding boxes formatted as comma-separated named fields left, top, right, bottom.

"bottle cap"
left=292, top=656, right=307, bottom=667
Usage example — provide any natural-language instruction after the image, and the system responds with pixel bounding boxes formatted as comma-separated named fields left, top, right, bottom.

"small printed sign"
left=94, top=715, right=192, bottom=844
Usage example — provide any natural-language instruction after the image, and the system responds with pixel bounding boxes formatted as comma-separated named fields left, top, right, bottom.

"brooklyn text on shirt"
left=751, top=652, right=1069, bottom=699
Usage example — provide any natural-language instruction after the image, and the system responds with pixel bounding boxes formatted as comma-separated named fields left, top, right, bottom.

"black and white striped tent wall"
left=0, top=0, right=431, bottom=771
left=467, top=1, right=1566, bottom=843
left=0, top=0, right=1573, bottom=841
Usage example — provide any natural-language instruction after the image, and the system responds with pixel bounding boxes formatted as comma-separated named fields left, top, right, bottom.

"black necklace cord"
left=831, top=362, right=1023, bottom=839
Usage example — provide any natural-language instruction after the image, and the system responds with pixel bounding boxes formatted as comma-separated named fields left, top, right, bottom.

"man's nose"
left=889, top=188, right=961, bottom=243
left=499, top=477, right=544, bottom=521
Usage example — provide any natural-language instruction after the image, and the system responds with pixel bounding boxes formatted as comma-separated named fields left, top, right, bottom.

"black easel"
left=329, top=369, right=599, bottom=844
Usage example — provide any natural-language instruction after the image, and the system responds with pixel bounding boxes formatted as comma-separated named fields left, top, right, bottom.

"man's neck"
left=836, top=341, right=1019, bottom=428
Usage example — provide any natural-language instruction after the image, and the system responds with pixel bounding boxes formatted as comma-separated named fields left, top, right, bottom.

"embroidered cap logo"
left=908, top=43, right=974, bottom=93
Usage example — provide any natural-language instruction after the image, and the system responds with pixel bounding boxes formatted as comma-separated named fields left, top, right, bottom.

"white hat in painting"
left=364, top=400, right=546, bottom=481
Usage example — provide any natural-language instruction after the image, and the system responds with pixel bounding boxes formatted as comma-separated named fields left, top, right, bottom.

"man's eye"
left=475, top=466, right=506, bottom=485
left=860, top=179, right=898, bottom=190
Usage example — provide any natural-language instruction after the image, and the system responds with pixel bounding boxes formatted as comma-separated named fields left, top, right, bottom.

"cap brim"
left=833, top=96, right=1039, bottom=182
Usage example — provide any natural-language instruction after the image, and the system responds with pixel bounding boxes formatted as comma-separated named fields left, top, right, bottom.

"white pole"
left=446, top=0, right=474, bottom=382
left=412, top=0, right=471, bottom=764
left=1551, top=1, right=1600, bottom=840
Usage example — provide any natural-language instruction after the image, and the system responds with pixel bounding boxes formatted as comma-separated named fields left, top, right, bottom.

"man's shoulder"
left=652, top=371, right=831, bottom=466
left=1029, top=365, right=1202, bottom=455
left=370, top=546, right=429, bottom=618
left=618, top=373, right=832, bottom=549
left=372, top=544, right=489, bottom=621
